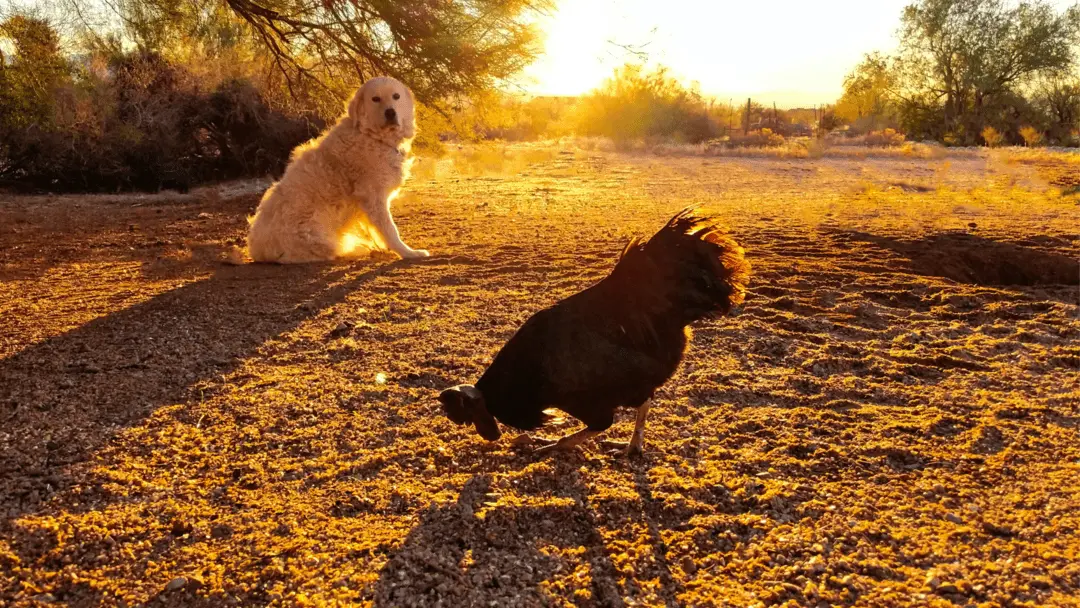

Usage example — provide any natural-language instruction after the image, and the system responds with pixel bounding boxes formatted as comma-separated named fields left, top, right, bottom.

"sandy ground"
left=1, top=145, right=1078, bottom=607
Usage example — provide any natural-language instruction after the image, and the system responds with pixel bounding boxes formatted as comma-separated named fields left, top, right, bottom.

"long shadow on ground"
left=0, top=259, right=407, bottom=526
left=370, top=458, right=776, bottom=608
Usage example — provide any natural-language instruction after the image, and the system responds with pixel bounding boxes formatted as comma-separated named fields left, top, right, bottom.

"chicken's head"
left=438, top=385, right=501, bottom=441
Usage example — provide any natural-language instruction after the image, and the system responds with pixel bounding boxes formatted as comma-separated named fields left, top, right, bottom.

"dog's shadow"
left=0, top=258, right=407, bottom=524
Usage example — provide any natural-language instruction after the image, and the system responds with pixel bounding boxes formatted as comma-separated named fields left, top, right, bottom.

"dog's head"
left=438, top=384, right=501, bottom=441
left=348, top=76, right=416, bottom=140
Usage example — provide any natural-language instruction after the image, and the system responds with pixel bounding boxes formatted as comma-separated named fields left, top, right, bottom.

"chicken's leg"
left=534, top=428, right=601, bottom=457
left=600, top=401, right=651, bottom=457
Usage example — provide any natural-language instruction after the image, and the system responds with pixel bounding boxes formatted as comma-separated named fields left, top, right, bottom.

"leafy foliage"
left=838, top=0, right=1080, bottom=145
left=573, top=65, right=717, bottom=144
left=0, top=17, right=323, bottom=192
left=981, top=126, right=1004, bottom=147
left=62, top=0, right=552, bottom=108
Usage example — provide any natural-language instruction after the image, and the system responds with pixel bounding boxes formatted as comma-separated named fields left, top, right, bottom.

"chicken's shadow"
left=373, top=461, right=694, bottom=607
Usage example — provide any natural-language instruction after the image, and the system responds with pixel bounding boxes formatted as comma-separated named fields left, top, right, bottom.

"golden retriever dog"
left=247, top=76, right=429, bottom=263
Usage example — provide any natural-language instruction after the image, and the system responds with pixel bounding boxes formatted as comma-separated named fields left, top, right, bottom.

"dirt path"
left=1, top=146, right=1078, bottom=607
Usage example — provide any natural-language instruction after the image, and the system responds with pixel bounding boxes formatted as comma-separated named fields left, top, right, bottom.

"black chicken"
left=438, top=208, right=750, bottom=457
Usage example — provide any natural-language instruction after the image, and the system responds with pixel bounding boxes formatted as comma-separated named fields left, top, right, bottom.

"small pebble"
left=937, top=583, right=959, bottom=594
left=165, top=576, right=188, bottom=592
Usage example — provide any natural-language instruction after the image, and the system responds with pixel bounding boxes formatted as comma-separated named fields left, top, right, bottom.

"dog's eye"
left=372, top=96, right=381, bottom=103
left=392, top=93, right=400, bottom=100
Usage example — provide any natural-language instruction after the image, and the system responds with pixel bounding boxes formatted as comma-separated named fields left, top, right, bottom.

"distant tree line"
left=835, top=0, right=1080, bottom=146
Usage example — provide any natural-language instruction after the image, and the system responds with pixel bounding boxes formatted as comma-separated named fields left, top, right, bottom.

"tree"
left=1035, top=76, right=1080, bottom=142
left=62, top=0, right=552, bottom=108
left=835, top=52, right=899, bottom=132
left=896, top=0, right=1080, bottom=142
left=0, top=14, right=70, bottom=129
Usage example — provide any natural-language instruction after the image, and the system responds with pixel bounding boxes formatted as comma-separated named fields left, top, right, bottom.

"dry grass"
left=1, top=144, right=1078, bottom=607
left=564, top=136, right=979, bottom=161
left=993, top=147, right=1080, bottom=196
left=995, top=147, right=1080, bottom=165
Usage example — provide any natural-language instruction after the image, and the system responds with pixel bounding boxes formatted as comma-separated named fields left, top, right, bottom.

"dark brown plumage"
left=439, top=208, right=751, bottom=456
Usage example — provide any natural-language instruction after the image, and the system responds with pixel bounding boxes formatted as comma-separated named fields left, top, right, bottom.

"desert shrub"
left=574, top=64, right=717, bottom=144
left=195, top=79, right=325, bottom=179
left=981, top=127, right=1004, bottom=148
left=1019, top=126, right=1044, bottom=147
left=0, top=38, right=322, bottom=192
left=865, top=128, right=906, bottom=147
left=720, top=128, right=787, bottom=149
left=800, top=138, right=829, bottom=158
left=431, top=93, right=579, bottom=144
left=902, top=142, right=948, bottom=159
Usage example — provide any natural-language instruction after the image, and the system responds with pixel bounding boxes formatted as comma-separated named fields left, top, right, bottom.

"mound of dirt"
left=836, top=231, right=1078, bottom=286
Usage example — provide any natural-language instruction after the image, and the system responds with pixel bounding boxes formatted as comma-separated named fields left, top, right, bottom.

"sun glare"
left=525, top=0, right=1077, bottom=106
left=340, top=232, right=364, bottom=255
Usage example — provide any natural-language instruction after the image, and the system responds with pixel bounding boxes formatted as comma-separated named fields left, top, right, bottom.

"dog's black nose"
left=384, top=108, right=397, bottom=122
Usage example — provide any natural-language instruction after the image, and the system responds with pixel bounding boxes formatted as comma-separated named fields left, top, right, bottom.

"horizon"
left=521, top=0, right=1080, bottom=107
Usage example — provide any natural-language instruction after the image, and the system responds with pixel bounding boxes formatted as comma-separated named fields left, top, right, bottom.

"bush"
left=0, top=47, right=322, bottom=192
left=717, top=128, right=787, bottom=149
left=865, top=128, right=906, bottom=147
left=981, top=126, right=1004, bottom=148
left=574, top=65, right=717, bottom=144
left=1019, top=126, right=1044, bottom=147
left=197, top=79, right=326, bottom=179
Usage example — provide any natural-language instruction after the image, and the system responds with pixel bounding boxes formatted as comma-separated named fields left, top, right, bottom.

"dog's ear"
left=400, top=86, right=417, bottom=140
left=347, top=83, right=367, bottom=129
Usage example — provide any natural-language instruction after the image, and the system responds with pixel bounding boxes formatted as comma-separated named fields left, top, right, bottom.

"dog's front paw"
left=401, top=249, right=430, bottom=259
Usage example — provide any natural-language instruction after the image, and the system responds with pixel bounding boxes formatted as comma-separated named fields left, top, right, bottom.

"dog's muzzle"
left=384, top=108, right=398, bottom=126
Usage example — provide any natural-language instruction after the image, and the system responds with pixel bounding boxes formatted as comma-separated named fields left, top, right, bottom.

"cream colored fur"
left=247, top=77, right=428, bottom=263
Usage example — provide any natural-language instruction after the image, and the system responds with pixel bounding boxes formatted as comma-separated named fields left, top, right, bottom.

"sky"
left=521, top=0, right=1076, bottom=107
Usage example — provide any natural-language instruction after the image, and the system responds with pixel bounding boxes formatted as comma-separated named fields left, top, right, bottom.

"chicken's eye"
left=392, top=93, right=400, bottom=100
left=372, top=96, right=381, bottom=103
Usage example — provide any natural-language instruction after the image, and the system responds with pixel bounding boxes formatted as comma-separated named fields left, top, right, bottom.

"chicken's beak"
left=474, top=416, right=502, bottom=442
left=460, top=385, right=501, bottom=442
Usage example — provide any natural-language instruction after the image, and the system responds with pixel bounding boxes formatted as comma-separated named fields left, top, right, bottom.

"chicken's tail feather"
left=616, top=206, right=751, bottom=319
